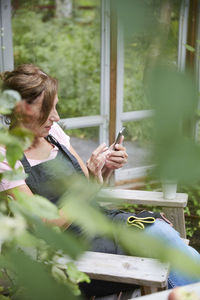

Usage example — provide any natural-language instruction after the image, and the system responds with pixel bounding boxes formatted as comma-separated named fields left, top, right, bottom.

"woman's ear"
left=15, top=100, right=33, bottom=116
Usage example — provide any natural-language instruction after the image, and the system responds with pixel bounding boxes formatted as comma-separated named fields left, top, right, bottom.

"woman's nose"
left=50, top=110, right=60, bottom=122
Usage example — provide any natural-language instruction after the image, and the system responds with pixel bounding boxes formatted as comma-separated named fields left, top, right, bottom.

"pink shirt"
left=0, top=123, right=70, bottom=192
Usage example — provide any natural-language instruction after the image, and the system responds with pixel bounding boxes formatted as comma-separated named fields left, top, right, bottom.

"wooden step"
left=56, top=251, right=169, bottom=288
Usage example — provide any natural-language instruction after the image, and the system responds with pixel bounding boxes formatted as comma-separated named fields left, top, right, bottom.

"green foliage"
left=0, top=1, right=199, bottom=297
left=11, top=0, right=180, bottom=143
left=1, top=89, right=200, bottom=298
left=0, top=90, right=21, bottom=115
left=12, top=7, right=101, bottom=119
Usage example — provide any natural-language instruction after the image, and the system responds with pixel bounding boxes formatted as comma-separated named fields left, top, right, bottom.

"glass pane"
left=123, top=1, right=181, bottom=112
left=123, top=119, right=154, bottom=169
left=64, top=126, right=99, bottom=164
left=11, top=0, right=101, bottom=119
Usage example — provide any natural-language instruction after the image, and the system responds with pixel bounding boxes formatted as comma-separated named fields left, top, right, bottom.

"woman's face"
left=22, top=93, right=60, bottom=137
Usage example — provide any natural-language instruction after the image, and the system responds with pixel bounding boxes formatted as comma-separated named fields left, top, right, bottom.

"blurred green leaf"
left=115, top=0, right=158, bottom=37
left=6, top=144, right=23, bottom=169
left=0, top=153, right=5, bottom=162
left=147, top=65, right=199, bottom=182
left=3, top=167, right=27, bottom=181
left=0, top=250, right=78, bottom=300
left=14, top=231, right=40, bottom=249
left=66, top=262, right=90, bottom=284
left=9, top=127, right=34, bottom=150
left=11, top=190, right=59, bottom=220
left=0, top=132, right=19, bottom=146
left=185, top=44, right=195, bottom=52
left=60, top=180, right=112, bottom=237
left=31, top=218, right=87, bottom=259
left=0, top=214, right=26, bottom=243
left=60, top=179, right=200, bottom=278
left=0, top=90, right=21, bottom=115
left=9, top=192, right=87, bottom=259
left=0, top=295, right=11, bottom=300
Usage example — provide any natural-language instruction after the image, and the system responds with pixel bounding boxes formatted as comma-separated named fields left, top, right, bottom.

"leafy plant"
left=1, top=89, right=200, bottom=299
left=11, top=0, right=180, bottom=143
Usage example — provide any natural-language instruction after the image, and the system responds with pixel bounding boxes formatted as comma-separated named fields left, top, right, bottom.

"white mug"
left=162, top=181, right=177, bottom=200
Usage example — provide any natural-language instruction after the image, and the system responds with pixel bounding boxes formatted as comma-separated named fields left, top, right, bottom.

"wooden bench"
left=56, top=189, right=188, bottom=298
left=132, top=281, right=200, bottom=299
left=99, top=189, right=188, bottom=238
left=56, top=251, right=170, bottom=295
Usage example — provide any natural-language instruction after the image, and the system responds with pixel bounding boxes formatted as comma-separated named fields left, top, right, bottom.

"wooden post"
left=183, top=0, right=198, bottom=137
left=186, top=0, right=198, bottom=70
left=109, top=0, right=117, bottom=146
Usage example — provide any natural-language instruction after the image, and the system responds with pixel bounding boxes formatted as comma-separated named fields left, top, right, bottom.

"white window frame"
left=0, top=0, right=191, bottom=183
left=0, top=0, right=13, bottom=72
left=60, top=0, right=110, bottom=146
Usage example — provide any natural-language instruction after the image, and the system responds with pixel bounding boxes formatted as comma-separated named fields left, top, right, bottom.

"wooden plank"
left=109, top=0, right=117, bottom=146
left=99, top=189, right=188, bottom=208
left=141, top=286, right=165, bottom=296
left=133, top=282, right=200, bottom=300
left=186, top=0, right=198, bottom=70
left=59, top=115, right=104, bottom=129
left=56, top=251, right=169, bottom=288
left=163, top=207, right=186, bottom=238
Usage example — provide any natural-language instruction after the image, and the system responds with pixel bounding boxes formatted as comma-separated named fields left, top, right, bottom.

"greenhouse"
left=0, top=0, right=200, bottom=299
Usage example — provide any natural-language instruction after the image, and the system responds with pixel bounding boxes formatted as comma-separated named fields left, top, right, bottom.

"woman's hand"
left=101, top=136, right=128, bottom=183
left=104, top=143, right=128, bottom=170
left=87, top=143, right=111, bottom=184
left=104, top=135, right=128, bottom=170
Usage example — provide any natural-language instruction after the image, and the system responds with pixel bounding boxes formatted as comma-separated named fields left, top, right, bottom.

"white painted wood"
left=115, top=165, right=155, bottom=182
left=59, top=115, right=104, bottom=129
left=195, top=1, right=200, bottom=141
left=115, top=18, right=124, bottom=135
left=99, top=0, right=110, bottom=145
left=56, top=251, right=169, bottom=288
left=0, top=0, right=13, bottom=72
left=121, top=110, right=154, bottom=122
left=99, top=189, right=188, bottom=208
left=178, top=0, right=189, bottom=72
left=132, top=282, right=200, bottom=300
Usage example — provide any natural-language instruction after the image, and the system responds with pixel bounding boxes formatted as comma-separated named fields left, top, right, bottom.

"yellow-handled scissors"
left=127, top=215, right=156, bottom=230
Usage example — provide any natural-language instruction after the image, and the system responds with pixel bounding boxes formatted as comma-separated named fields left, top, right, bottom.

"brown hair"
left=1, top=64, right=58, bottom=125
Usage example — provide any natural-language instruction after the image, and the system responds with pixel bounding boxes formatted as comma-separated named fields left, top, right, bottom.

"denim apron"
left=20, top=135, right=137, bottom=297
left=20, top=134, right=84, bottom=204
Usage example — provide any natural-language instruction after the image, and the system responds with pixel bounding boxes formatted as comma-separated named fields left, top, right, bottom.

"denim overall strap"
left=45, top=134, right=84, bottom=175
left=20, top=154, right=32, bottom=173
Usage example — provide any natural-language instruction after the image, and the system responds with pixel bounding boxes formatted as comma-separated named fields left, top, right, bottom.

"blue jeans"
left=145, top=219, right=200, bottom=288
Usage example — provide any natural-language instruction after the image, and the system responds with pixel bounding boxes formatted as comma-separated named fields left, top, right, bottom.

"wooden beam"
left=186, top=0, right=198, bottom=70
left=98, top=189, right=188, bottom=208
left=183, top=0, right=198, bottom=138
left=56, top=251, right=169, bottom=289
left=109, top=0, right=117, bottom=145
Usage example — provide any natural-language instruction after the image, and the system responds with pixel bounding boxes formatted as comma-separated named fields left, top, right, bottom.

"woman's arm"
left=6, top=184, right=71, bottom=230
left=69, top=138, right=127, bottom=184
left=69, top=145, right=89, bottom=177
left=69, top=144, right=110, bottom=184
left=86, top=143, right=110, bottom=183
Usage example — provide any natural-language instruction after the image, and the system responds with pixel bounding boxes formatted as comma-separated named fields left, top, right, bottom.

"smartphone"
left=114, top=127, right=125, bottom=146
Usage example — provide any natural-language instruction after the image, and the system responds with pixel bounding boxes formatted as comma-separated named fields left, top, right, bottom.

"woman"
left=0, top=64, right=199, bottom=298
